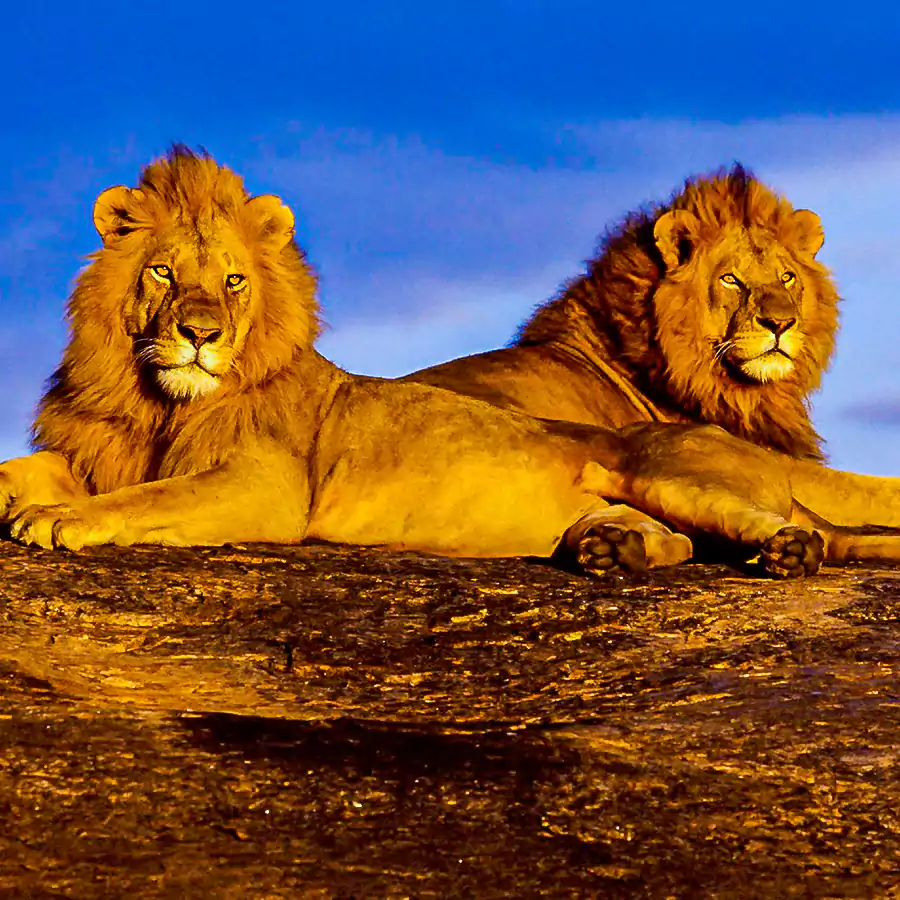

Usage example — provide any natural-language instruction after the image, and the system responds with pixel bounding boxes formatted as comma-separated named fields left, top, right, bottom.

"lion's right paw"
left=575, top=524, right=648, bottom=576
left=761, top=526, right=825, bottom=578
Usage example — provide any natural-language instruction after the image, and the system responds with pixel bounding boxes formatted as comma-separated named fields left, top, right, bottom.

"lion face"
left=90, top=173, right=301, bottom=402
left=653, top=206, right=829, bottom=388
left=702, top=227, right=809, bottom=384
left=134, top=222, right=258, bottom=400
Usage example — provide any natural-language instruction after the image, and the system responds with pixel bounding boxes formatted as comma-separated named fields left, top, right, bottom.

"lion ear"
left=93, top=186, right=145, bottom=245
left=653, top=209, right=702, bottom=270
left=246, top=194, right=295, bottom=248
left=785, top=209, right=824, bottom=257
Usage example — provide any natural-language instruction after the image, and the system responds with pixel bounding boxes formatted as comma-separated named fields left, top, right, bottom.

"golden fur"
left=407, top=165, right=838, bottom=461
left=31, top=149, right=317, bottom=494
left=2, top=148, right=900, bottom=579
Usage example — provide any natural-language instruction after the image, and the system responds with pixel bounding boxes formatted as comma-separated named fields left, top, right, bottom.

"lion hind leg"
left=562, top=505, right=693, bottom=575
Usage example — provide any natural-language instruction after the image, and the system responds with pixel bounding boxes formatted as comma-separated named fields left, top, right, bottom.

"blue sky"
left=4, top=2, right=900, bottom=473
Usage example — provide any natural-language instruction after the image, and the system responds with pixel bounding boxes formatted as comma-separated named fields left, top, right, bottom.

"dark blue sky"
left=4, top=1, right=900, bottom=472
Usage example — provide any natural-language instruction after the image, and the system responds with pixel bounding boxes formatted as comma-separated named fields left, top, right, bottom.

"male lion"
left=1, top=148, right=898, bottom=578
left=404, top=165, right=900, bottom=528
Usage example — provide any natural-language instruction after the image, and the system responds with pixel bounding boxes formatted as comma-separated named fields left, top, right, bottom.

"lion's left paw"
left=761, top=525, right=825, bottom=578
left=9, top=504, right=118, bottom=551
left=575, top=524, right=648, bottom=576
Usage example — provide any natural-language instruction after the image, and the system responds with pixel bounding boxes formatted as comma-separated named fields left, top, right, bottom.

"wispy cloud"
left=318, top=274, right=558, bottom=377
left=843, top=401, right=900, bottom=426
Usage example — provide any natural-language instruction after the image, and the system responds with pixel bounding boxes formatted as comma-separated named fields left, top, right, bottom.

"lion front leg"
left=579, top=463, right=824, bottom=579
left=581, top=424, right=826, bottom=578
left=9, top=451, right=311, bottom=551
left=639, top=478, right=829, bottom=578
left=0, top=451, right=88, bottom=521
left=634, top=474, right=827, bottom=578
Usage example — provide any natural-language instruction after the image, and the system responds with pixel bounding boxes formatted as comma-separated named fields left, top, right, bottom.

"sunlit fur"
left=9, top=150, right=900, bottom=563
left=32, top=146, right=319, bottom=494
left=515, top=165, right=839, bottom=460
left=156, top=365, right=222, bottom=399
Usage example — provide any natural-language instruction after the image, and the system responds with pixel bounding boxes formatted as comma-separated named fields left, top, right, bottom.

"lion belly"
left=306, top=380, right=605, bottom=558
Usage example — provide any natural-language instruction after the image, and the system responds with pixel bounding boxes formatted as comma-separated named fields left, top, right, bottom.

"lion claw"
left=761, top=525, right=824, bottom=578
left=576, top=524, right=648, bottom=576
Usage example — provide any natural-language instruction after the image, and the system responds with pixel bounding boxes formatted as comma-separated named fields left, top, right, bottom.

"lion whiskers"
left=135, top=343, right=159, bottom=366
left=713, top=340, right=735, bottom=362
left=135, top=338, right=224, bottom=400
left=714, top=332, right=798, bottom=384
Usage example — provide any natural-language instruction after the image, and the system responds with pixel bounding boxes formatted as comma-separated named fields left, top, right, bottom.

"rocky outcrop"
left=1, top=541, right=898, bottom=897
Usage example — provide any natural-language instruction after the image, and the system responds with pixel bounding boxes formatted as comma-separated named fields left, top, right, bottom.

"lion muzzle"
left=174, top=302, right=225, bottom=349
left=753, top=289, right=798, bottom=338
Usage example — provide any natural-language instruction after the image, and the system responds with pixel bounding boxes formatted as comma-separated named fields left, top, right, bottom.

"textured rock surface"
left=1, top=541, right=899, bottom=898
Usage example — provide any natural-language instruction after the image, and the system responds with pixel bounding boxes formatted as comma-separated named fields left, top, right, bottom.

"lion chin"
left=734, top=351, right=795, bottom=384
left=156, top=365, right=222, bottom=400
left=725, top=331, right=800, bottom=384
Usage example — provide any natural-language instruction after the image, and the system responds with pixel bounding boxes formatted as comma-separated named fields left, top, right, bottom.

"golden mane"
left=32, top=145, right=320, bottom=493
left=516, top=165, right=840, bottom=460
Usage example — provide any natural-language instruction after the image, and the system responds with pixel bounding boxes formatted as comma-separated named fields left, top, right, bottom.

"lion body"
left=404, top=166, right=900, bottom=527
left=2, top=149, right=899, bottom=575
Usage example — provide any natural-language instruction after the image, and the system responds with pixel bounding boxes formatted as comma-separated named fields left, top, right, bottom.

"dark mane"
left=516, top=164, right=840, bottom=460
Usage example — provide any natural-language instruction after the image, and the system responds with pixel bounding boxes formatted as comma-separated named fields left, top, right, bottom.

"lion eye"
left=148, top=264, right=172, bottom=283
left=720, top=273, right=741, bottom=287
left=226, top=273, right=247, bottom=290
left=781, top=271, right=796, bottom=285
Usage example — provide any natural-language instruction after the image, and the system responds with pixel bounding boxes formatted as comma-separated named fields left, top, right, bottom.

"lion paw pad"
left=761, top=526, right=824, bottom=578
left=576, top=524, right=648, bottom=576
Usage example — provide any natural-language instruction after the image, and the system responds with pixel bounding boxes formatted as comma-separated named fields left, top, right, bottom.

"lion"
left=1, top=147, right=899, bottom=580
left=404, top=165, right=896, bottom=528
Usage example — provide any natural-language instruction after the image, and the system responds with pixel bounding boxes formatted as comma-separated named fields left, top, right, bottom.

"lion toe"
left=761, top=525, right=825, bottom=578
left=9, top=505, right=64, bottom=550
left=576, top=525, right=648, bottom=576
left=9, top=504, right=111, bottom=552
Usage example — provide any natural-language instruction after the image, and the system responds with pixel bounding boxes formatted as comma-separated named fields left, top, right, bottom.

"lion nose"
left=177, top=322, right=222, bottom=348
left=756, top=315, right=796, bottom=337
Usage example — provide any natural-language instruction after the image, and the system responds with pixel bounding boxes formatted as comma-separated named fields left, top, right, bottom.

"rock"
left=1, top=541, right=898, bottom=897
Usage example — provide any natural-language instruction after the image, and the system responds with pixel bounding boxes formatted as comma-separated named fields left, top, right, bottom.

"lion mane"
left=409, top=165, right=839, bottom=462
left=32, top=145, right=320, bottom=496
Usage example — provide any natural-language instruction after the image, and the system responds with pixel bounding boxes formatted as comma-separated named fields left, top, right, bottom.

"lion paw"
left=9, top=504, right=118, bottom=552
left=575, top=524, right=648, bottom=576
left=761, top=525, right=825, bottom=578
